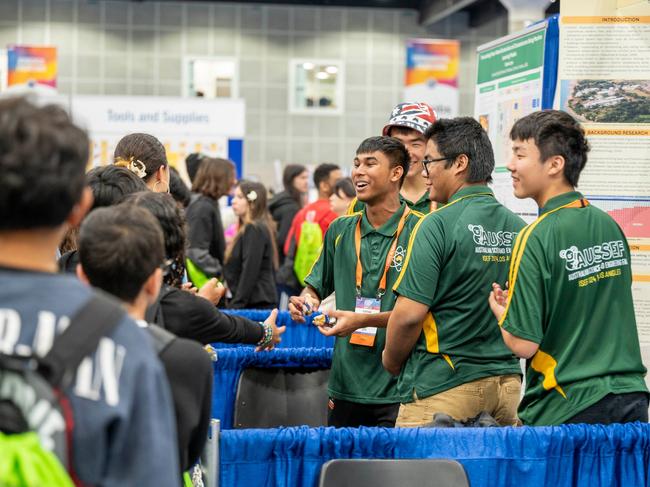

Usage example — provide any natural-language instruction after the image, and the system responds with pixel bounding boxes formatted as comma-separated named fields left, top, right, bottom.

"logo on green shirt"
left=467, top=224, right=518, bottom=254
left=391, top=245, right=406, bottom=272
left=558, top=240, right=628, bottom=281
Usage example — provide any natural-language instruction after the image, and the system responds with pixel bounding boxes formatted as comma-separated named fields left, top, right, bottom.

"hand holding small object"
left=197, top=278, right=226, bottom=305
left=312, top=313, right=337, bottom=327
left=314, top=309, right=360, bottom=337
left=181, top=282, right=198, bottom=295
left=288, top=294, right=320, bottom=323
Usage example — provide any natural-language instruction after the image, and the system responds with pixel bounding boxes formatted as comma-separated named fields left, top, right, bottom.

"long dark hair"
left=226, top=180, right=279, bottom=270
left=282, top=164, right=307, bottom=206
left=122, top=191, right=187, bottom=288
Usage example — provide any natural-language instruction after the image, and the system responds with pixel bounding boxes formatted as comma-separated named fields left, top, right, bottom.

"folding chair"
left=233, top=367, right=330, bottom=428
left=319, top=459, right=470, bottom=487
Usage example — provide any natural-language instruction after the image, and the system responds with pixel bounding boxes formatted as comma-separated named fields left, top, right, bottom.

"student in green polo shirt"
left=289, top=136, right=422, bottom=427
left=489, top=110, right=648, bottom=426
left=347, top=103, right=437, bottom=215
left=383, top=117, right=525, bottom=427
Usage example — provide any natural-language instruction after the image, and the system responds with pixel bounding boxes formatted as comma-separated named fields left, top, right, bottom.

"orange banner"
left=585, top=129, right=650, bottom=136
left=562, top=16, right=650, bottom=23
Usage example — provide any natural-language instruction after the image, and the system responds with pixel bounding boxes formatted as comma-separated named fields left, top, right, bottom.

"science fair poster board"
left=69, top=96, right=245, bottom=181
left=404, top=39, right=459, bottom=118
left=555, top=0, right=650, bottom=352
left=474, top=16, right=559, bottom=223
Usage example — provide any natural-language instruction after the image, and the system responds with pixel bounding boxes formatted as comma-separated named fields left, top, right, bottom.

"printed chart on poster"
left=475, top=25, right=548, bottom=223
left=555, top=0, right=650, bottom=347
left=69, top=96, right=245, bottom=181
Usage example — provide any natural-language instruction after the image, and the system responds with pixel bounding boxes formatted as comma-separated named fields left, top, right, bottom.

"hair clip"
left=246, top=190, right=258, bottom=202
left=128, top=159, right=147, bottom=179
left=115, top=156, right=147, bottom=179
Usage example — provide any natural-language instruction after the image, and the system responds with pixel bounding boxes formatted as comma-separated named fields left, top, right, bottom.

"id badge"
left=350, top=296, right=380, bottom=347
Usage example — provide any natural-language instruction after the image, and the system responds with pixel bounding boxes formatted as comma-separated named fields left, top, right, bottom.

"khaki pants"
left=396, top=374, right=521, bottom=427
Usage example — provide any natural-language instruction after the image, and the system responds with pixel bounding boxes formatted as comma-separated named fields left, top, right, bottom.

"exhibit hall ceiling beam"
left=419, top=0, right=480, bottom=26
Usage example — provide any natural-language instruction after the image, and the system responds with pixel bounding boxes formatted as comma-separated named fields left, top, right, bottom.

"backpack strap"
left=146, top=325, right=176, bottom=356
left=39, top=292, right=125, bottom=388
left=57, top=250, right=78, bottom=274
left=144, top=284, right=174, bottom=329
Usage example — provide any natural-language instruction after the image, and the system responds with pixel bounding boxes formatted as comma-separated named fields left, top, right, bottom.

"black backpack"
left=0, top=293, right=125, bottom=482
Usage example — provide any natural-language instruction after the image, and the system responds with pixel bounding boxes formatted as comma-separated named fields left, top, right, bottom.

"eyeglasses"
left=421, top=155, right=459, bottom=176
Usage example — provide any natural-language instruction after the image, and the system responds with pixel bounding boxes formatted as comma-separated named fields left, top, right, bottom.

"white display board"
left=69, top=96, right=246, bottom=177
left=555, top=0, right=650, bottom=363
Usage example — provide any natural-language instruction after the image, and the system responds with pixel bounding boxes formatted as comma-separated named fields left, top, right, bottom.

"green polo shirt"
left=393, top=186, right=525, bottom=401
left=500, top=191, right=648, bottom=426
left=347, top=191, right=433, bottom=216
left=305, top=201, right=422, bottom=404
left=402, top=191, right=433, bottom=214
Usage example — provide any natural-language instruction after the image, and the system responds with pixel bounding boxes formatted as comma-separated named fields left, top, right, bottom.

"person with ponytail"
left=113, top=132, right=170, bottom=193
left=224, top=181, right=279, bottom=309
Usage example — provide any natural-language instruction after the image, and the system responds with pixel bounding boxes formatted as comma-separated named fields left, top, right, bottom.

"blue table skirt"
left=219, top=423, right=650, bottom=487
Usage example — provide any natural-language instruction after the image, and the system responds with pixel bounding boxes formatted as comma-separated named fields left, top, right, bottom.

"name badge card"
left=350, top=296, right=380, bottom=347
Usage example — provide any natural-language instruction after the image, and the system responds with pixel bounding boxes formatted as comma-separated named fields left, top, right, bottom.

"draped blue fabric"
left=542, top=15, right=559, bottom=109
left=219, top=423, right=650, bottom=487
left=216, top=310, right=335, bottom=349
left=211, top=347, right=333, bottom=429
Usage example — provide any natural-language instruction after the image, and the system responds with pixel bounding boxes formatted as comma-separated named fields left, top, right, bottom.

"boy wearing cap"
left=383, top=117, right=525, bottom=427
left=349, top=102, right=437, bottom=215
left=289, top=137, right=422, bottom=427
left=489, top=110, right=648, bottom=426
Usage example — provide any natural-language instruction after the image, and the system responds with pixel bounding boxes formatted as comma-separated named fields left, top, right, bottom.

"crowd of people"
left=0, top=94, right=647, bottom=486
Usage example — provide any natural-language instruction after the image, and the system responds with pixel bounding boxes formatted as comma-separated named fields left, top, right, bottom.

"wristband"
left=256, top=321, right=274, bottom=347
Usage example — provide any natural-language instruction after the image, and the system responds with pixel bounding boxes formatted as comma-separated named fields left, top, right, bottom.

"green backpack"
left=293, top=214, right=323, bottom=287
left=0, top=432, right=73, bottom=487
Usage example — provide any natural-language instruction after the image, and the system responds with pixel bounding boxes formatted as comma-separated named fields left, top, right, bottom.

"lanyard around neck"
left=544, top=197, right=589, bottom=214
left=354, top=206, right=410, bottom=298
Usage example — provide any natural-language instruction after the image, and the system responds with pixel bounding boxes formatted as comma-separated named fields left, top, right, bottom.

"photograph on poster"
left=560, top=79, right=650, bottom=123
